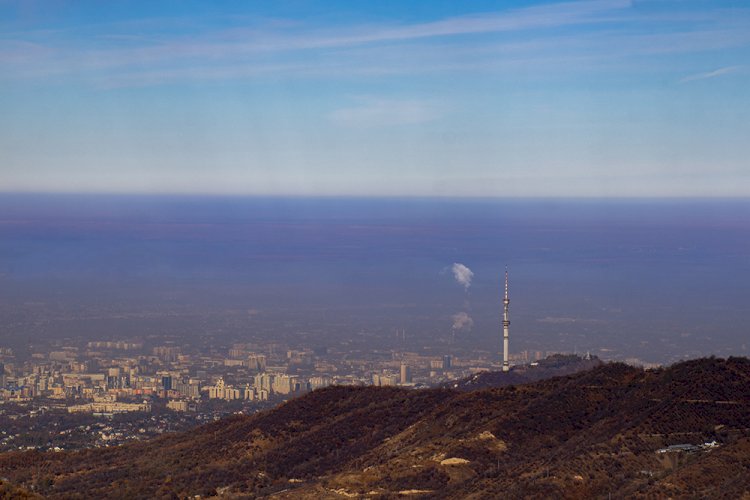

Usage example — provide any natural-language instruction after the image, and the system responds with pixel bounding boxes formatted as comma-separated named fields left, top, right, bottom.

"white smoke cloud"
left=451, top=262, right=474, bottom=290
left=452, top=311, right=474, bottom=331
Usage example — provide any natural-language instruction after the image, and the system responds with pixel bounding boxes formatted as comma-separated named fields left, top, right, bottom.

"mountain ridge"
left=443, top=353, right=603, bottom=391
left=0, top=356, right=748, bottom=498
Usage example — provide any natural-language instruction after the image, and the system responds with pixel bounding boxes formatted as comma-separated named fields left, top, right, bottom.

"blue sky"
left=1, top=0, right=748, bottom=196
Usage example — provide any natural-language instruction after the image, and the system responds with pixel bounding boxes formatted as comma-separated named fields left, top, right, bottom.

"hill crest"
left=0, top=357, right=748, bottom=498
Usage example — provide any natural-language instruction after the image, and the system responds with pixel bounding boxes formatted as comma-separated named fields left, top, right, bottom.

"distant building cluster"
left=68, top=401, right=151, bottom=414
left=1, top=343, right=333, bottom=413
left=0, top=335, right=632, bottom=418
left=2, top=337, right=509, bottom=419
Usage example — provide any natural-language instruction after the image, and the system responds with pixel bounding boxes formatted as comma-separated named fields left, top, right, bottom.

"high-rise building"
left=208, top=378, right=226, bottom=399
left=442, top=355, right=452, bottom=370
left=253, top=372, right=273, bottom=393
left=152, top=346, right=180, bottom=362
left=271, top=374, right=297, bottom=395
left=309, top=376, right=331, bottom=390
left=400, top=362, right=412, bottom=384
left=166, top=400, right=189, bottom=412
left=247, top=354, right=267, bottom=372
left=173, top=379, right=201, bottom=399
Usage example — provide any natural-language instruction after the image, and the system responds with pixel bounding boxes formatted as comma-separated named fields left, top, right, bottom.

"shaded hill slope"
left=445, top=353, right=603, bottom=391
left=0, top=357, right=748, bottom=499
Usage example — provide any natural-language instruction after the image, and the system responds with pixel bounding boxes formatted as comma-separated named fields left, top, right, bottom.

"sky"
left=1, top=0, right=748, bottom=197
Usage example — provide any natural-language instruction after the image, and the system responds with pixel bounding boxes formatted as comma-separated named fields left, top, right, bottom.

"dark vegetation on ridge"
left=444, top=353, right=603, bottom=391
left=0, top=357, right=748, bottom=499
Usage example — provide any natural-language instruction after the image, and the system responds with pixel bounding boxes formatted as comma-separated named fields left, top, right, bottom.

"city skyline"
left=1, top=0, right=748, bottom=197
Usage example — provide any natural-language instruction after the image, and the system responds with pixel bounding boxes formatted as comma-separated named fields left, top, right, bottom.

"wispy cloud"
left=329, top=97, right=443, bottom=127
left=0, top=0, right=632, bottom=81
left=679, top=65, right=742, bottom=83
left=296, top=0, right=631, bottom=47
left=1, top=0, right=749, bottom=87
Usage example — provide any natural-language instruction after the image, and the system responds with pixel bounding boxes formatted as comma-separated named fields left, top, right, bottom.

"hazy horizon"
left=1, top=194, right=748, bottom=365
left=6, top=191, right=750, bottom=200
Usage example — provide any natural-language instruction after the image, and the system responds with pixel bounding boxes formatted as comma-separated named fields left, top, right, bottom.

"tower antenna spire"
left=502, top=267, right=510, bottom=372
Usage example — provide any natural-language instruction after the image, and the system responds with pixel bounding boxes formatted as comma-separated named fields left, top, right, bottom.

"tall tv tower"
left=502, top=268, right=510, bottom=372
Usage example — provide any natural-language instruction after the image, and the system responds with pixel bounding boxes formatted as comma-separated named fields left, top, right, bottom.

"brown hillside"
left=446, top=353, right=603, bottom=391
left=0, top=357, right=748, bottom=499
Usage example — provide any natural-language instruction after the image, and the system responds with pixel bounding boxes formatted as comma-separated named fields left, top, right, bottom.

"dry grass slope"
left=0, top=357, right=747, bottom=498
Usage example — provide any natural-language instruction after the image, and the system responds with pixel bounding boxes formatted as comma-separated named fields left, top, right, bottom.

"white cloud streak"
left=329, top=97, right=442, bottom=127
left=0, top=0, right=748, bottom=88
left=679, top=65, right=742, bottom=83
left=0, top=0, right=635, bottom=84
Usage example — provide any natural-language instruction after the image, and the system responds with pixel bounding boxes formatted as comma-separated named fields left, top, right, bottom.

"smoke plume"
left=452, top=311, right=474, bottom=331
left=451, top=263, right=474, bottom=290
